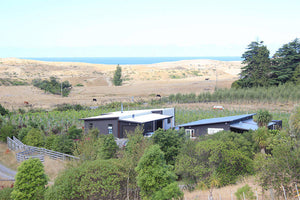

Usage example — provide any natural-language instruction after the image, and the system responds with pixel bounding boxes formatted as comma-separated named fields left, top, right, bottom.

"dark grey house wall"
left=119, top=121, right=139, bottom=138
left=84, top=118, right=119, bottom=138
left=181, top=123, right=231, bottom=137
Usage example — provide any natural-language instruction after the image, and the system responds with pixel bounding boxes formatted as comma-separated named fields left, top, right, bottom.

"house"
left=178, top=114, right=282, bottom=138
left=81, top=108, right=175, bottom=138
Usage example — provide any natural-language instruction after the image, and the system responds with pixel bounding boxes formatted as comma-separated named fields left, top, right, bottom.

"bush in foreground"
left=11, top=158, right=48, bottom=200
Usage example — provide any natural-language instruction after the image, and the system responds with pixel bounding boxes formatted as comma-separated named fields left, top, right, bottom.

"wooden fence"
left=7, top=136, right=79, bottom=163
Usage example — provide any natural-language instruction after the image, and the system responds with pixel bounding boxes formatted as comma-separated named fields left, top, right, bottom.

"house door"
left=156, top=120, right=163, bottom=129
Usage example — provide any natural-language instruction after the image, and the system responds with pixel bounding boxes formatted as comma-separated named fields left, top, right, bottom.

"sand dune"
left=0, top=58, right=242, bottom=109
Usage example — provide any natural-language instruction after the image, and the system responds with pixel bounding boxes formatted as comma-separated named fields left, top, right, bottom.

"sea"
left=21, top=57, right=242, bottom=65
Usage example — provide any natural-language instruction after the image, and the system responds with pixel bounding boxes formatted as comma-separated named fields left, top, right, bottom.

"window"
left=108, top=124, right=113, bottom=134
left=185, top=129, right=195, bottom=138
left=88, top=123, right=93, bottom=130
left=167, top=118, right=171, bottom=123
left=207, top=128, right=224, bottom=135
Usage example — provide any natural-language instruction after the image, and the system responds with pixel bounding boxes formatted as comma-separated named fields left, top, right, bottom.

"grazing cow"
left=205, top=78, right=209, bottom=81
left=92, top=98, right=97, bottom=102
left=24, top=101, right=29, bottom=105
left=156, top=94, right=161, bottom=98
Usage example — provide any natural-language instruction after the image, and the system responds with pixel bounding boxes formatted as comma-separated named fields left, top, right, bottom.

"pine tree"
left=113, top=64, right=122, bottom=86
left=291, top=63, right=300, bottom=85
left=239, top=41, right=271, bottom=88
left=272, top=38, right=300, bottom=85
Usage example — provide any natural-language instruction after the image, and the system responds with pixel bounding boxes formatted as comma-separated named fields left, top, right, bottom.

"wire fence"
left=7, top=136, right=79, bottom=162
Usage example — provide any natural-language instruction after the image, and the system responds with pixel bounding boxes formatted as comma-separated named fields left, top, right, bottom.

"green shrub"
left=0, top=187, right=13, bottom=200
left=0, top=78, right=28, bottom=86
left=23, top=128, right=45, bottom=147
left=18, top=127, right=31, bottom=142
left=67, top=125, right=82, bottom=140
left=52, top=135, right=74, bottom=154
left=11, top=158, right=48, bottom=200
left=97, top=134, right=118, bottom=159
left=45, top=159, right=127, bottom=199
left=32, top=77, right=72, bottom=97
left=0, top=104, right=9, bottom=116
left=235, top=184, right=255, bottom=200
left=54, top=103, right=86, bottom=111
left=0, top=124, right=17, bottom=142
left=44, top=134, right=57, bottom=150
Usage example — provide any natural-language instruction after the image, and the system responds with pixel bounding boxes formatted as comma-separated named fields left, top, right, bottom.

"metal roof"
left=80, top=108, right=173, bottom=121
left=120, top=113, right=172, bottom=124
left=178, top=114, right=256, bottom=127
left=230, top=119, right=276, bottom=131
left=80, top=109, right=162, bottom=120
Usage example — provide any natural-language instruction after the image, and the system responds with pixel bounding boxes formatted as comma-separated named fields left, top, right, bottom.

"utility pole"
left=61, top=81, right=63, bottom=98
left=215, top=66, right=218, bottom=91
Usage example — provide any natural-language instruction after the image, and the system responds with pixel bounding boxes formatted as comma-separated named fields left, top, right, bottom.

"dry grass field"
left=0, top=58, right=242, bottom=110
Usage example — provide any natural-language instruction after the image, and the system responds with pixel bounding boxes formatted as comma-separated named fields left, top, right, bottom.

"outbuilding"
left=178, top=114, right=282, bottom=138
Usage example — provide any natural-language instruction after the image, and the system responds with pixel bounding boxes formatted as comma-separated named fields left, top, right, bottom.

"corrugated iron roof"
left=230, top=119, right=276, bottom=131
left=178, top=113, right=256, bottom=127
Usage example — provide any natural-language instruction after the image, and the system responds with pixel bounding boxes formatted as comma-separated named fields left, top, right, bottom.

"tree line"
left=232, top=38, right=300, bottom=88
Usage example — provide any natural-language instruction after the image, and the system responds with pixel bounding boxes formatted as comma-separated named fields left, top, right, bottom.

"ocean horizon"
left=21, top=56, right=242, bottom=65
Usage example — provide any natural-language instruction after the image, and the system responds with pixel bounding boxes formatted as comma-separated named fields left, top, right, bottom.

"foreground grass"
left=183, top=177, right=266, bottom=200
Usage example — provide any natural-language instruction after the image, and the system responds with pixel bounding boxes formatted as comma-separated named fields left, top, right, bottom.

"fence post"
left=243, top=192, right=245, bottom=200
left=255, top=190, right=258, bottom=200
left=282, top=185, right=287, bottom=200
left=269, top=188, right=274, bottom=200
left=296, top=184, right=300, bottom=200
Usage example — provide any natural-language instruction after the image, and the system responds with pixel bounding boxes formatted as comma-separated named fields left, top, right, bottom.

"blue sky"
left=0, top=0, right=299, bottom=57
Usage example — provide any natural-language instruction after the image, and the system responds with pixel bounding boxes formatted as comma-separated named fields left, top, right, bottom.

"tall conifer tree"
left=271, top=38, right=300, bottom=85
left=113, top=64, right=122, bottom=86
left=239, top=41, right=271, bottom=88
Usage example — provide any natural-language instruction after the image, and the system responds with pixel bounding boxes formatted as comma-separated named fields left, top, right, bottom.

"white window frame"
left=207, top=128, right=224, bottom=135
left=88, top=123, right=93, bottom=130
left=185, top=129, right=196, bottom=139
left=108, top=124, right=113, bottom=134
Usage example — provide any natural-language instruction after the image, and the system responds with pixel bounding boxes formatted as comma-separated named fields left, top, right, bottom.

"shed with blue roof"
left=178, top=114, right=281, bottom=137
